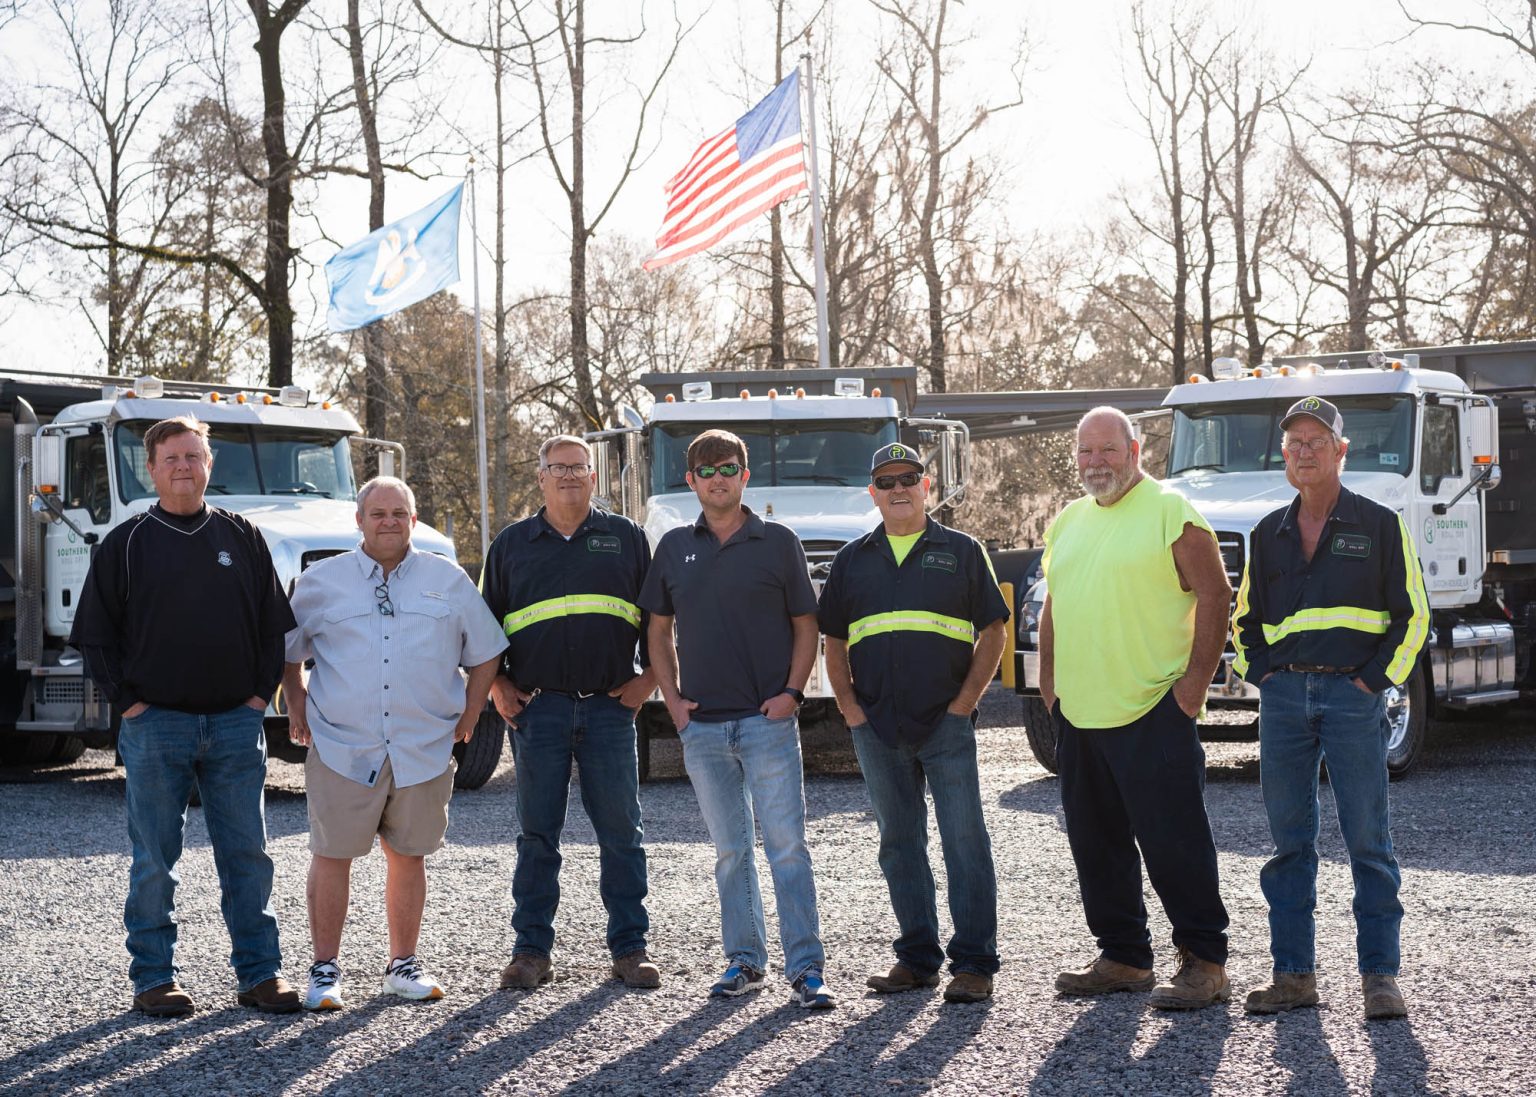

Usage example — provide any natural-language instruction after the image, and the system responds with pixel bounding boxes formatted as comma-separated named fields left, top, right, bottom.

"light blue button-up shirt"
left=285, top=545, right=507, bottom=788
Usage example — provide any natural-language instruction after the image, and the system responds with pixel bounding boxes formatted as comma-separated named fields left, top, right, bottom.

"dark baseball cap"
left=1280, top=395, right=1344, bottom=436
left=870, top=442, right=923, bottom=475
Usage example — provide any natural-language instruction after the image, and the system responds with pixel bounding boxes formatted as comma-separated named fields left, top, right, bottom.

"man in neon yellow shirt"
left=1041, top=407, right=1233, bottom=1009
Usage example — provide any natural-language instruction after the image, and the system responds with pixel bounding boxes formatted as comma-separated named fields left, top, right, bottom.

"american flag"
left=643, top=72, right=808, bottom=271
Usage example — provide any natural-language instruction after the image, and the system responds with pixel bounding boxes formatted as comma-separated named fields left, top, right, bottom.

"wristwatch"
left=782, top=687, right=805, bottom=705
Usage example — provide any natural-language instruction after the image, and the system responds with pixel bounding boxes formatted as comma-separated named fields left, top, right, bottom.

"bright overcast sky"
left=0, top=0, right=1510, bottom=381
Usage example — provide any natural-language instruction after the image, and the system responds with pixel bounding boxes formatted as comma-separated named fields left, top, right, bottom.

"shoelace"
left=309, top=961, right=340, bottom=988
left=387, top=955, right=424, bottom=982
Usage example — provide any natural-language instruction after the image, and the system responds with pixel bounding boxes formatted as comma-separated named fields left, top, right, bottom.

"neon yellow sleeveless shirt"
left=1043, top=477, right=1212, bottom=728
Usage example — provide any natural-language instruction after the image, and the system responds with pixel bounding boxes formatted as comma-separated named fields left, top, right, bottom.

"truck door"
left=43, top=427, right=115, bottom=636
left=1410, top=400, right=1483, bottom=607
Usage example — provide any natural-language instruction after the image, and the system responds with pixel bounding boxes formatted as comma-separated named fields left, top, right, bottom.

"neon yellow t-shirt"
left=887, top=530, right=923, bottom=566
left=1042, top=477, right=1213, bottom=728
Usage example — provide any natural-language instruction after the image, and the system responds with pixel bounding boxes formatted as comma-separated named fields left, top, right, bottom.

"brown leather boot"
left=499, top=952, right=553, bottom=990
left=1149, top=948, right=1230, bottom=1010
left=611, top=949, right=661, bottom=988
left=1054, top=956, right=1156, bottom=996
left=1363, top=974, right=1407, bottom=1020
left=867, top=963, right=941, bottom=993
left=942, top=972, right=994, bottom=1003
left=236, top=976, right=301, bottom=1014
left=133, top=982, right=195, bottom=1017
left=1244, top=972, right=1319, bottom=1014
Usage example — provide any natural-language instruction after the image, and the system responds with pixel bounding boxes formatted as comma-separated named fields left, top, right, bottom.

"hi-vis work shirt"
left=1233, top=485, right=1429, bottom=692
left=1043, top=477, right=1213, bottom=728
left=480, top=506, right=651, bottom=694
left=819, top=519, right=1009, bottom=747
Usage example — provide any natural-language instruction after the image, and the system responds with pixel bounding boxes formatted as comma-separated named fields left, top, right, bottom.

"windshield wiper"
left=779, top=474, right=850, bottom=485
left=268, top=484, right=332, bottom=497
left=1171, top=463, right=1227, bottom=474
left=206, top=483, right=232, bottom=494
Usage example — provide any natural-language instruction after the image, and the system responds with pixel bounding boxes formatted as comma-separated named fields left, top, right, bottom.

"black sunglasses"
left=692, top=463, right=742, bottom=479
left=873, top=470, right=922, bottom=490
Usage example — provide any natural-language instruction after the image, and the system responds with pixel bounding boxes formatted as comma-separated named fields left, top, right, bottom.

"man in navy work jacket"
left=819, top=443, right=1009, bottom=1004
left=640, top=428, right=835, bottom=1009
left=71, top=415, right=300, bottom=1017
left=1233, top=395, right=1430, bottom=1021
left=481, top=434, right=660, bottom=992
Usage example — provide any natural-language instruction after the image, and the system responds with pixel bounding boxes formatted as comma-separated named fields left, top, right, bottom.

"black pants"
left=1057, top=688, right=1229, bottom=968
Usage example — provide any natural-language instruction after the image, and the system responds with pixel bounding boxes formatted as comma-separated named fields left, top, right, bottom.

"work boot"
left=236, top=976, right=301, bottom=1014
left=1363, top=974, right=1407, bottom=1020
left=1149, top=948, right=1230, bottom=1010
left=1244, top=972, right=1319, bottom=1014
left=1054, top=956, right=1156, bottom=997
left=133, top=982, right=195, bottom=1017
left=942, top=972, right=994, bottom=1004
left=611, top=949, right=662, bottom=989
left=866, top=963, right=941, bottom=994
left=499, top=952, right=553, bottom=991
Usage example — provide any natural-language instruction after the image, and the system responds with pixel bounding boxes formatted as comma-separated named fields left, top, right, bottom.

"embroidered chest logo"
left=587, top=535, right=621, bottom=554
left=1331, top=533, right=1371, bottom=559
left=217, top=551, right=233, bottom=567
left=921, top=551, right=957, bottom=573
left=684, top=553, right=697, bottom=563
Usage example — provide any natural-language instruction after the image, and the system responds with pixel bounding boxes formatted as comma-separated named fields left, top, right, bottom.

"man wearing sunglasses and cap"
left=1233, top=396, right=1429, bottom=1020
left=640, top=428, right=835, bottom=1009
left=819, top=443, right=1010, bottom=1003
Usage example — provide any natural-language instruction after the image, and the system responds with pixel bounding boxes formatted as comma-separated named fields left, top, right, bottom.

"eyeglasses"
left=873, top=470, right=922, bottom=490
left=1283, top=437, right=1334, bottom=454
left=691, top=463, right=742, bottom=479
left=541, top=462, right=591, bottom=478
left=375, top=580, right=394, bottom=616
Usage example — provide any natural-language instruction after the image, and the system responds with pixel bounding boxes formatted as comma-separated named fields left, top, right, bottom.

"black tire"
left=1384, top=664, right=1428, bottom=780
left=1021, top=695, right=1060, bottom=775
left=453, top=707, right=507, bottom=790
left=635, top=703, right=677, bottom=784
left=46, top=735, right=87, bottom=763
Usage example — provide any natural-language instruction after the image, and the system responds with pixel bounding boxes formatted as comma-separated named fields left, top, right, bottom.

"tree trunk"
left=491, top=11, right=510, bottom=529
left=347, top=0, right=389, bottom=441
left=567, top=0, right=597, bottom=428
left=249, top=0, right=305, bottom=388
left=919, top=2, right=947, bottom=393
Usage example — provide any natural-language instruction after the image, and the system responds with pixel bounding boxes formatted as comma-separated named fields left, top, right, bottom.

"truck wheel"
left=1021, top=696, right=1060, bottom=775
left=1384, top=666, right=1428, bottom=780
left=453, top=708, right=507, bottom=790
left=46, top=735, right=87, bottom=764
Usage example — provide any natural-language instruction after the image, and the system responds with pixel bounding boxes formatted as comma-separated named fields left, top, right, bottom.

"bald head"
left=1077, top=406, right=1135, bottom=447
left=1076, top=406, right=1143, bottom=504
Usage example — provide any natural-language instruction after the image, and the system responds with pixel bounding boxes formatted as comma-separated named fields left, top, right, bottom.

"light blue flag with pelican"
left=324, top=183, right=464, bottom=331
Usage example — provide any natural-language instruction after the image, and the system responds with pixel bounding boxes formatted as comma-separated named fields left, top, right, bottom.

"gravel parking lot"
left=2, top=684, right=1533, bottom=1096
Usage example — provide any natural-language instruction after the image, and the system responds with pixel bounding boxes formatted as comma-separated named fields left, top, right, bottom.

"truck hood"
left=643, top=486, right=881, bottom=546
left=1165, top=469, right=1413, bottom=536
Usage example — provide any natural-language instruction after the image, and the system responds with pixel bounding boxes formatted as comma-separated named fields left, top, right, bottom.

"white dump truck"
left=1, top=370, right=508, bottom=789
left=586, top=366, right=971, bottom=778
left=1014, top=343, right=1535, bottom=778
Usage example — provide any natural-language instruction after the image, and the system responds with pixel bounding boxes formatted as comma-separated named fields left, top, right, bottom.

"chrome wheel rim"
left=1383, top=682, right=1410, bottom=753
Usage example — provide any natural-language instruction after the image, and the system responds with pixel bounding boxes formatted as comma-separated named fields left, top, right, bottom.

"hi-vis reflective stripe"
left=847, top=610, right=974, bottom=647
left=501, top=594, right=640, bottom=636
left=1261, top=606, right=1391, bottom=644
left=1385, top=513, right=1431, bottom=684
left=1231, top=562, right=1254, bottom=678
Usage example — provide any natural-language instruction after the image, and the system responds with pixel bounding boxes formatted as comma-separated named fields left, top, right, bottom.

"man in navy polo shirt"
left=481, top=434, right=659, bottom=992
left=640, top=428, right=834, bottom=1009
left=820, top=443, right=1009, bottom=1004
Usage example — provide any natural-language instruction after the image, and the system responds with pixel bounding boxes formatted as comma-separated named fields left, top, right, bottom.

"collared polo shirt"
left=1233, top=485, right=1429, bottom=691
left=638, top=506, right=817, bottom=721
left=819, top=518, right=1009, bottom=747
left=285, top=546, right=507, bottom=788
left=479, top=506, right=651, bottom=693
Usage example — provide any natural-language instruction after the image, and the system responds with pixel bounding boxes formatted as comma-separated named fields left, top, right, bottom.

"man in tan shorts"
left=284, top=476, right=505, bottom=1010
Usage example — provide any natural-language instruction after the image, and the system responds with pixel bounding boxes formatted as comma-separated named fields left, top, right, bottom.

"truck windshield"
left=653, top=418, right=900, bottom=491
left=1168, top=394, right=1414, bottom=477
left=115, top=421, right=357, bottom=501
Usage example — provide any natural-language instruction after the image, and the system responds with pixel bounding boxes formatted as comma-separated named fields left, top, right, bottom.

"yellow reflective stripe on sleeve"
left=1385, top=513, right=1431, bottom=684
left=1260, top=606, right=1391, bottom=644
left=1231, top=560, right=1253, bottom=677
left=501, top=594, right=641, bottom=636
left=847, top=610, right=975, bottom=648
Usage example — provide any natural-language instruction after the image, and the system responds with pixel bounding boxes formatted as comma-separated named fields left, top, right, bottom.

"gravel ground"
left=2, top=684, right=1534, bottom=1096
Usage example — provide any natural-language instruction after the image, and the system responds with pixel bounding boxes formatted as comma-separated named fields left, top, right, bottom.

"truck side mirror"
left=1469, top=401, right=1498, bottom=486
left=33, top=432, right=64, bottom=499
left=592, top=437, right=615, bottom=504
left=377, top=450, right=396, bottom=478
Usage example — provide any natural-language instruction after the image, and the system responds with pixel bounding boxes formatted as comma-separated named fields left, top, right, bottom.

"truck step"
left=14, top=720, right=84, bottom=733
left=1441, top=690, right=1522, bottom=709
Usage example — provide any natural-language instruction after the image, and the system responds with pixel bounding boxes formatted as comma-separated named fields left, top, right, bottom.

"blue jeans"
left=510, top=691, right=649, bottom=958
left=679, top=713, right=825, bottom=982
left=850, top=713, right=999, bottom=977
left=1258, top=670, right=1402, bottom=975
left=117, top=703, right=282, bottom=995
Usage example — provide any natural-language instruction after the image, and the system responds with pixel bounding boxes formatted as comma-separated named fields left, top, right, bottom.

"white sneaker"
left=304, top=960, right=343, bottom=1011
left=382, top=955, right=444, bottom=1001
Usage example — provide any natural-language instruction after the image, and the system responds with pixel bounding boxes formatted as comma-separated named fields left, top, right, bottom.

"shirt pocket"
left=314, top=604, right=376, bottom=666
left=397, top=596, right=456, bottom=654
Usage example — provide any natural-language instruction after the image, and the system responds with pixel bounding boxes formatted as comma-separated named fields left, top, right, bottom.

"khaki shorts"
left=305, top=751, right=455, bottom=859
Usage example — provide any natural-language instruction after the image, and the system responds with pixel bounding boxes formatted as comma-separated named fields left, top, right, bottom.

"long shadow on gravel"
left=1366, top=1016, right=1431, bottom=1096
left=1260, top=1007, right=1349, bottom=1096
left=1029, top=996, right=1157, bottom=1096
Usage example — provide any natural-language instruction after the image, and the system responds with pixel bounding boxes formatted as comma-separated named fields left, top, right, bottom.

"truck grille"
left=42, top=678, right=85, bottom=705
left=301, top=550, right=347, bottom=571
left=801, top=540, right=844, bottom=583
left=1216, top=531, right=1246, bottom=655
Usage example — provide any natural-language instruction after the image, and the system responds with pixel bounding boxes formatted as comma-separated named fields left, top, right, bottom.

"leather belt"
left=533, top=687, right=602, bottom=699
left=1277, top=663, right=1358, bottom=675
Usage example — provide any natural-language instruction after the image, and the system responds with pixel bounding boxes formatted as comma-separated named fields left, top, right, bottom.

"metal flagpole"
left=800, top=53, right=832, bottom=369
left=467, top=161, right=492, bottom=561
